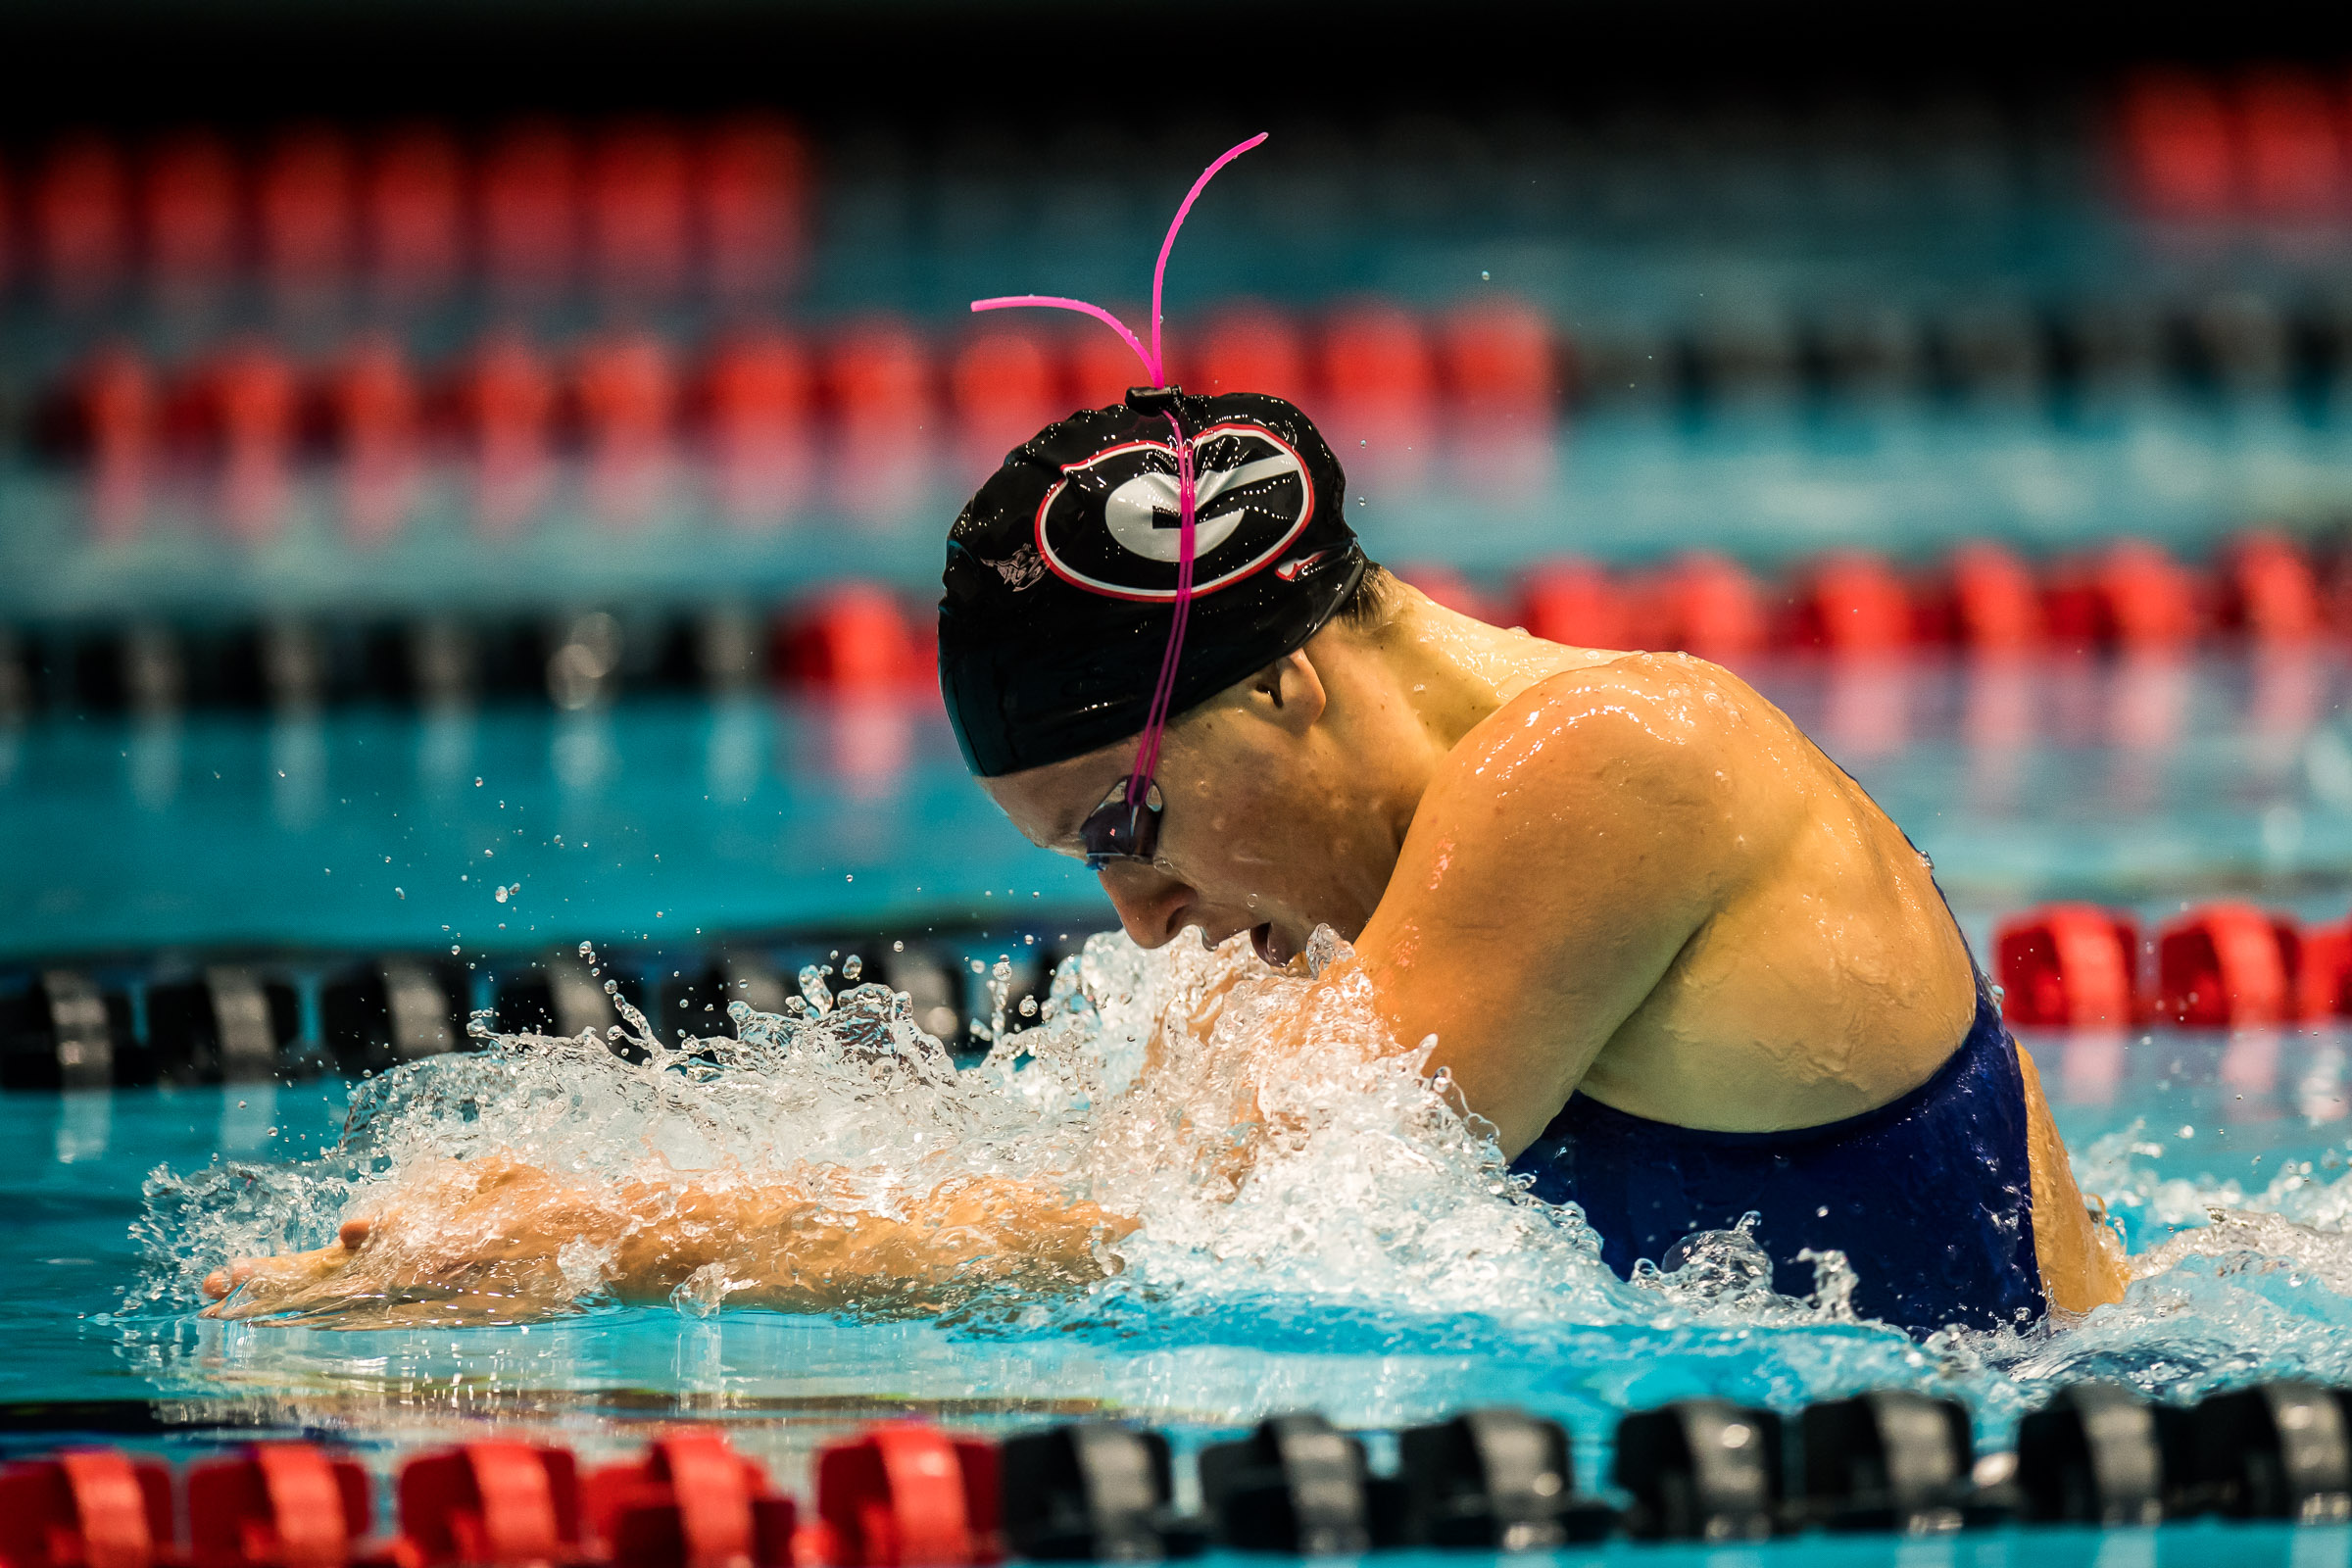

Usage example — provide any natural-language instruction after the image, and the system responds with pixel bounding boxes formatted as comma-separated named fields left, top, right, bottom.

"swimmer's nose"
left=1097, top=862, right=1197, bottom=951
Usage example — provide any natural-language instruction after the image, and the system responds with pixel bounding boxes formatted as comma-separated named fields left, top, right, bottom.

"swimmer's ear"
left=1251, top=649, right=1324, bottom=734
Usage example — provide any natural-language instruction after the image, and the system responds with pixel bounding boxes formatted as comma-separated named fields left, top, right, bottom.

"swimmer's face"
left=983, top=647, right=1393, bottom=968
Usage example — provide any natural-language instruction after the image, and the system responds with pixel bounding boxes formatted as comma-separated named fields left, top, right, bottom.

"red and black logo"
left=1034, top=422, right=1314, bottom=603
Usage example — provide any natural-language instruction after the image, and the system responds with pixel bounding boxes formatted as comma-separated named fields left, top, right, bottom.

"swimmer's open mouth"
left=1251, top=923, right=1284, bottom=966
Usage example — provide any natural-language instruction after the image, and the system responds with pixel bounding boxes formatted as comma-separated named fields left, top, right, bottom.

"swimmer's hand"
left=200, top=1154, right=620, bottom=1327
left=199, top=1152, right=1136, bottom=1329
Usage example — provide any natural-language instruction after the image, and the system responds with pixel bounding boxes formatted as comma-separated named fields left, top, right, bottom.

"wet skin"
left=205, top=580, right=2126, bottom=1321
left=984, top=579, right=2129, bottom=1314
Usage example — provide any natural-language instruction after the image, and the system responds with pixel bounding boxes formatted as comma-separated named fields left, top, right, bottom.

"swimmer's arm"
left=1352, top=662, right=1797, bottom=1156
left=202, top=1153, right=1132, bottom=1325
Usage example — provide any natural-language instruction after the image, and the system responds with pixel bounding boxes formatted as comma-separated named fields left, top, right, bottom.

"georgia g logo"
left=1034, top=422, right=1314, bottom=602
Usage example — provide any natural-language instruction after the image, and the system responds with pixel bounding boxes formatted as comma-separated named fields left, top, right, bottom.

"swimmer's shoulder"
left=1422, top=649, right=1810, bottom=888
left=1461, top=647, right=1792, bottom=778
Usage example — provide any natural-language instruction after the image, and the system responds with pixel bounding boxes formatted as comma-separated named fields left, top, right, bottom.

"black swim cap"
left=939, top=387, right=1366, bottom=778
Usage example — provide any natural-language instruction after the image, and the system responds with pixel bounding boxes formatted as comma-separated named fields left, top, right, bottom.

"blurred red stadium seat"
left=951, top=329, right=1059, bottom=469
left=459, top=330, right=558, bottom=533
left=34, top=135, right=131, bottom=299
left=578, top=333, right=677, bottom=460
left=576, top=331, right=678, bottom=527
left=2235, top=68, right=2343, bottom=219
left=143, top=129, right=243, bottom=289
left=482, top=122, right=578, bottom=293
left=1517, top=559, right=1630, bottom=649
left=1189, top=306, right=1311, bottom=407
left=590, top=120, right=690, bottom=297
left=259, top=124, right=354, bottom=290
left=191, top=341, right=299, bottom=541
left=1439, top=300, right=1557, bottom=422
left=704, top=329, right=813, bottom=529
left=1321, top=302, right=1436, bottom=485
left=701, top=115, right=808, bottom=299
left=706, top=332, right=812, bottom=436
left=70, top=344, right=156, bottom=543
left=366, top=124, right=466, bottom=298
left=1066, top=327, right=1144, bottom=409
left=2118, top=69, right=2235, bottom=219
left=829, top=319, right=933, bottom=521
left=327, top=333, right=421, bottom=546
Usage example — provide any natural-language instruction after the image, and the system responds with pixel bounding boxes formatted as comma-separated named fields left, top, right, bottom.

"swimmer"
left=204, top=138, right=2129, bottom=1335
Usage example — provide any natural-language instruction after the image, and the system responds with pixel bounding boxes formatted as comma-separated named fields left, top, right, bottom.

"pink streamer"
left=1128, top=410, right=1198, bottom=805
left=966, top=132, right=1267, bottom=390
left=1150, top=133, right=1267, bottom=385
left=966, top=293, right=1158, bottom=384
left=967, top=135, right=1264, bottom=843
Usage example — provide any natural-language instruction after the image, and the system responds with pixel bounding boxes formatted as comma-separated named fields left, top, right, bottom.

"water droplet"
left=843, top=955, right=863, bottom=981
left=1019, top=996, right=1038, bottom=1016
left=494, top=887, right=510, bottom=903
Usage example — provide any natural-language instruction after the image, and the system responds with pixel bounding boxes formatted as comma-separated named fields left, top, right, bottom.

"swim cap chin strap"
left=969, top=133, right=1266, bottom=865
left=1074, top=410, right=1196, bottom=867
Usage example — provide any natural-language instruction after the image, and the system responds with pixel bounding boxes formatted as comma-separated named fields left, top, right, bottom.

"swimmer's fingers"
left=200, top=1211, right=391, bottom=1315
left=200, top=1245, right=356, bottom=1319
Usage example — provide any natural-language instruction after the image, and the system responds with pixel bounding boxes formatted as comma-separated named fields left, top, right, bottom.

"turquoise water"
left=9, top=655, right=2352, bottom=1565
left=8, top=652, right=2352, bottom=960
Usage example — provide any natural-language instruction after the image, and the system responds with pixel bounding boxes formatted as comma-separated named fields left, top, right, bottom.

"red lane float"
left=776, top=583, right=934, bottom=695
left=1517, top=559, right=1630, bottom=650
left=399, top=1442, right=585, bottom=1568
left=2044, top=541, right=2201, bottom=654
left=1634, top=553, right=1769, bottom=663
left=2156, top=903, right=2300, bottom=1028
left=2217, top=530, right=2325, bottom=644
left=1788, top=552, right=1912, bottom=656
left=186, top=1445, right=379, bottom=1568
left=584, top=1431, right=796, bottom=1568
left=808, top=1423, right=1003, bottom=1568
left=1926, top=542, right=2044, bottom=652
left=0, top=1448, right=174, bottom=1568
left=1995, top=906, right=2143, bottom=1028
left=2297, top=918, right=2352, bottom=1023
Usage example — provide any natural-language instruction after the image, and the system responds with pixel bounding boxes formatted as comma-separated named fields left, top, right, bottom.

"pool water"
left=9, top=654, right=2352, bottom=1565
left=7, top=651, right=2352, bottom=961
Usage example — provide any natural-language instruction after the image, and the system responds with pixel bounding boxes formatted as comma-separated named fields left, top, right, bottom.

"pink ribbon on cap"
left=969, top=133, right=1267, bottom=817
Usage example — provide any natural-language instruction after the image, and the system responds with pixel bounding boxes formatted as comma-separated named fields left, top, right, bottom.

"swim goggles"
left=1078, top=404, right=1194, bottom=871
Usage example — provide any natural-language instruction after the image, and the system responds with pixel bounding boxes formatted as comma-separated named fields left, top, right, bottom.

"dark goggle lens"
left=1080, top=784, right=1161, bottom=870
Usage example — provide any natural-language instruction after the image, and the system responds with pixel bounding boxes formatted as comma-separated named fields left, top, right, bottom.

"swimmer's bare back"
left=1346, top=641, right=2128, bottom=1314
